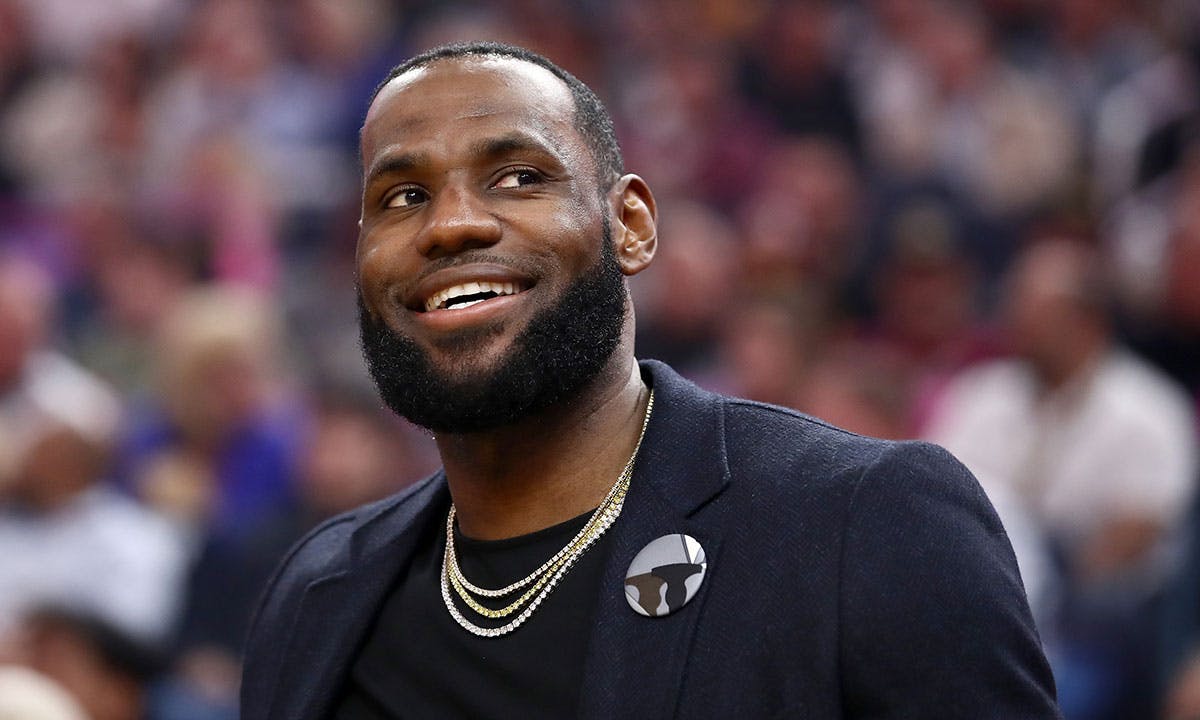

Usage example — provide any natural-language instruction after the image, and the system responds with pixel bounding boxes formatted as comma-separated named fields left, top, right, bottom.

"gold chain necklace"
left=440, top=390, right=654, bottom=638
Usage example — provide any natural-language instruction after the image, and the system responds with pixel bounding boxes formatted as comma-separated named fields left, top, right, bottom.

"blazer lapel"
left=266, top=476, right=450, bottom=720
left=578, top=361, right=732, bottom=719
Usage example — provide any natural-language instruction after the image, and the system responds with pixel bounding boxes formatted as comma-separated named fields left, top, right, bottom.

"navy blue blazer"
left=242, top=360, right=1061, bottom=719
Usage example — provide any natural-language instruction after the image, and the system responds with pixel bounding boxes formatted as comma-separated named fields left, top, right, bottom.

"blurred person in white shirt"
left=927, top=235, right=1196, bottom=718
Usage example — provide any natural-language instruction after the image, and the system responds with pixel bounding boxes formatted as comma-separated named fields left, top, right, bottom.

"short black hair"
left=366, top=41, right=623, bottom=187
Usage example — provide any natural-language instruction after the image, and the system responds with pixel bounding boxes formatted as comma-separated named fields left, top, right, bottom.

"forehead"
left=361, top=56, right=582, bottom=165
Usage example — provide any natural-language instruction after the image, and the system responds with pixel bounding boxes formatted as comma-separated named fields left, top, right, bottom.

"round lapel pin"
left=624, top=534, right=707, bottom=617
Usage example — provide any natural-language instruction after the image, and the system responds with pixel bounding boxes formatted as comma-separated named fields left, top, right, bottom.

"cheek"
left=521, top=205, right=605, bottom=275
left=356, top=234, right=412, bottom=313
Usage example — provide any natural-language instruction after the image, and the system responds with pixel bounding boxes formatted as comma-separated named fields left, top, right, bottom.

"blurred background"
left=0, top=0, right=1199, bottom=717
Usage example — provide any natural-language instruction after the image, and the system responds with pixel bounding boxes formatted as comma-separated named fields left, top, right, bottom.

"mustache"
left=356, top=251, right=546, bottom=313
left=412, top=251, right=543, bottom=285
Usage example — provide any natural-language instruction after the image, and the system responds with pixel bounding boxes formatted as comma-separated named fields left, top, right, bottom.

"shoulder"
left=1100, top=350, right=1195, bottom=428
left=719, top=395, right=981, bottom=505
left=714, top=393, right=1008, bottom=588
left=937, top=358, right=1033, bottom=413
left=642, top=358, right=982, bottom=506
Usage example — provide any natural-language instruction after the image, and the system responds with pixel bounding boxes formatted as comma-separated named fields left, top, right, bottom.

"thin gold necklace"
left=440, top=390, right=654, bottom=638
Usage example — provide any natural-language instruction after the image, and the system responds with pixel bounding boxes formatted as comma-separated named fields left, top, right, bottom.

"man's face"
left=356, top=57, right=627, bottom=432
left=1002, top=244, right=1080, bottom=361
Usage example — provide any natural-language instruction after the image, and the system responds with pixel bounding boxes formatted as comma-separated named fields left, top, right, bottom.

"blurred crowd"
left=1, top=0, right=1199, bottom=717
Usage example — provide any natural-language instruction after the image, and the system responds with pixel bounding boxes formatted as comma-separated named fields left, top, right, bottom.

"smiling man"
left=241, top=43, right=1061, bottom=719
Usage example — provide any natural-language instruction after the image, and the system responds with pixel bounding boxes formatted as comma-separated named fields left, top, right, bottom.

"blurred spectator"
left=926, top=236, right=1197, bottom=719
left=798, top=335, right=910, bottom=440
left=1120, top=139, right=1200, bottom=401
left=0, top=253, right=186, bottom=656
left=0, top=415, right=187, bottom=650
left=715, top=288, right=828, bottom=409
left=1094, top=2, right=1198, bottom=197
left=1097, top=37, right=1200, bottom=318
left=140, top=0, right=289, bottom=291
left=614, top=46, right=774, bottom=213
left=13, top=606, right=163, bottom=720
left=863, top=196, right=1000, bottom=433
left=1025, top=0, right=1163, bottom=132
left=738, top=0, right=862, bottom=155
left=854, top=0, right=1076, bottom=221
left=930, top=236, right=1195, bottom=581
left=74, top=235, right=191, bottom=397
left=158, top=390, right=425, bottom=718
left=633, top=199, right=738, bottom=379
left=120, top=285, right=302, bottom=541
left=736, top=135, right=863, bottom=299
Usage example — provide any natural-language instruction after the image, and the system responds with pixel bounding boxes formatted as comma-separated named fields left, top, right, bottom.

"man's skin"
left=357, top=56, right=659, bottom=540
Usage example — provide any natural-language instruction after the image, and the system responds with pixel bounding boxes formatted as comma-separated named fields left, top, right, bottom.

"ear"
left=609, top=174, right=657, bottom=276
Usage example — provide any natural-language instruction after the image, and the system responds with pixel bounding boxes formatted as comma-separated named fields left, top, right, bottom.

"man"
left=242, top=42, right=1060, bottom=719
left=929, top=237, right=1195, bottom=590
left=927, top=236, right=1196, bottom=718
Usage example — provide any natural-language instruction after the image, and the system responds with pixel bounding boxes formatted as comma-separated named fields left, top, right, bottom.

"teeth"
left=424, top=281, right=520, bottom=312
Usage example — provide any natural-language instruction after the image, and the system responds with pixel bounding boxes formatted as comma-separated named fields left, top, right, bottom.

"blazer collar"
left=578, top=359, right=733, bottom=718
left=628, top=359, right=732, bottom=517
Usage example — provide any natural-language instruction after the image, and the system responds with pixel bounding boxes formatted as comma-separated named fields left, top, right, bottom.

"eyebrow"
left=364, top=152, right=426, bottom=186
left=363, top=132, right=564, bottom=186
left=468, top=133, right=561, bottom=161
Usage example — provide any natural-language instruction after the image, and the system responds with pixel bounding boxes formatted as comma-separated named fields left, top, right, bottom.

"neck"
left=437, top=349, right=649, bottom=541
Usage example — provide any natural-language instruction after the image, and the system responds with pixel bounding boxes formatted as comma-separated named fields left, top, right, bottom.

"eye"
left=385, top=186, right=428, bottom=208
left=493, top=168, right=542, bottom=189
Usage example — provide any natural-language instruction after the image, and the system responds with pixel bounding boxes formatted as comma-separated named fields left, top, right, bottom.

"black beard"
left=358, top=239, right=628, bottom=434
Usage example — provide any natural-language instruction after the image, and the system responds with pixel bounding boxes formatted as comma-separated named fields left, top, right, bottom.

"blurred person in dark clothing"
left=738, top=0, right=863, bottom=156
left=737, top=135, right=863, bottom=297
left=161, top=392, right=421, bottom=719
left=631, top=200, right=736, bottom=380
left=864, top=197, right=1001, bottom=435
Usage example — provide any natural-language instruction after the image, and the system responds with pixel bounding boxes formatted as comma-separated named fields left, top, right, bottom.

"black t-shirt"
left=333, top=507, right=611, bottom=719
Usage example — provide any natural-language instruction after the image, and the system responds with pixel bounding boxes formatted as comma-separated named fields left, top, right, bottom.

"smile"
left=423, top=281, right=526, bottom=312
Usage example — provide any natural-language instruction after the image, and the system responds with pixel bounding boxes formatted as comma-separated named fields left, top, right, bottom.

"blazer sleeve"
left=837, top=440, right=1062, bottom=719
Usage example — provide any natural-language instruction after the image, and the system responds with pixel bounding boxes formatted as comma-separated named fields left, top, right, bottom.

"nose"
left=414, top=182, right=502, bottom=259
